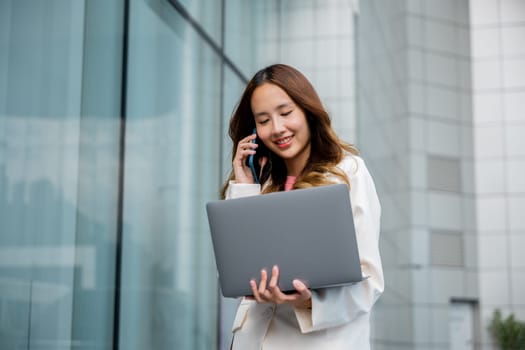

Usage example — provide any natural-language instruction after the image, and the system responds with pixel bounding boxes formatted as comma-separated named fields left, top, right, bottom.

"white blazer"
left=225, top=155, right=384, bottom=350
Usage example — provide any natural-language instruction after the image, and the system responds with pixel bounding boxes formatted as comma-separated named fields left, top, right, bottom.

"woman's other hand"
left=249, top=265, right=312, bottom=308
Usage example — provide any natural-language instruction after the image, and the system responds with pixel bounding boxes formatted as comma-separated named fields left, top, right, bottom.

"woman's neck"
left=285, top=161, right=306, bottom=176
left=284, top=147, right=310, bottom=177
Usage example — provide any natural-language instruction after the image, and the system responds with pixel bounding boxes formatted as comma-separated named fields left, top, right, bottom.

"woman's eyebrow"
left=276, top=102, right=293, bottom=110
left=253, top=111, right=269, bottom=118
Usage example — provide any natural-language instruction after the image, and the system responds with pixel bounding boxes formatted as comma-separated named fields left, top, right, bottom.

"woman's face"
left=250, top=83, right=311, bottom=175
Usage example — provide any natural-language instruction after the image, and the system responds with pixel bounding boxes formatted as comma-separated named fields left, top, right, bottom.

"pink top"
left=284, top=176, right=297, bottom=191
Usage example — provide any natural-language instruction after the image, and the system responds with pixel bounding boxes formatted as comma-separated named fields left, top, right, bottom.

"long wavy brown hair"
left=220, top=64, right=358, bottom=199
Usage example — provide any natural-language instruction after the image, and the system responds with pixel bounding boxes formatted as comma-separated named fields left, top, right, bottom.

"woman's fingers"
left=268, top=265, right=279, bottom=291
left=249, top=266, right=312, bottom=306
left=264, top=266, right=298, bottom=304
left=236, top=134, right=257, bottom=155
left=292, top=279, right=311, bottom=297
left=234, top=143, right=257, bottom=164
left=292, top=279, right=312, bottom=307
left=258, top=269, right=268, bottom=295
left=250, top=269, right=269, bottom=303
left=250, top=279, right=262, bottom=302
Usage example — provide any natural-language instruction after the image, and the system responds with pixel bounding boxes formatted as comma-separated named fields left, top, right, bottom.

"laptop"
left=206, top=183, right=364, bottom=298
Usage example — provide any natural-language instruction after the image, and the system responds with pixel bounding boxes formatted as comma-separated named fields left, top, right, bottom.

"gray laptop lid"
left=206, top=183, right=363, bottom=298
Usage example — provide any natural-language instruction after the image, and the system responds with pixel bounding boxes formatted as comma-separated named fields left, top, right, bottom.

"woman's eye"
left=282, top=111, right=292, bottom=116
left=258, top=119, right=269, bottom=125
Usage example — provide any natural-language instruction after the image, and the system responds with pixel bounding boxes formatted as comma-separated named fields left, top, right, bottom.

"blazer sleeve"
left=225, top=180, right=261, bottom=199
left=293, top=155, right=384, bottom=333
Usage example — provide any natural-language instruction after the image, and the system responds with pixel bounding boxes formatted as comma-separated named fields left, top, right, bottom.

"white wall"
left=469, top=0, right=525, bottom=347
left=358, top=0, right=476, bottom=349
left=254, top=0, right=357, bottom=143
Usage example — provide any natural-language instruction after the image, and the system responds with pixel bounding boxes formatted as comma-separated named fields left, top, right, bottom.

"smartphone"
left=247, top=128, right=260, bottom=184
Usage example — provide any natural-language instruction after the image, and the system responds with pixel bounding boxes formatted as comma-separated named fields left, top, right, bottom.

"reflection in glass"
left=0, top=0, right=121, bottom=349
left=119, top=1, right=221, bottom=348
left=174, top=0, right=222, bottom=47
left=218, top=65, right=247, bottom=350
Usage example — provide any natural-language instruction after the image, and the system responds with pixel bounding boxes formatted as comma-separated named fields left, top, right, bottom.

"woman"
left=221, top=64, right=383, bottom=349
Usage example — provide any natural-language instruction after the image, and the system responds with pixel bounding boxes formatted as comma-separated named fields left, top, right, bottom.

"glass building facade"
left=0, top=0, right=246, bottom=348
left=1, top=1, right=524, bottom=349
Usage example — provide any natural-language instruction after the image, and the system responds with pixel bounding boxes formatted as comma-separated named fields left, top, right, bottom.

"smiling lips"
left=275, top=135, right=293, bottom=148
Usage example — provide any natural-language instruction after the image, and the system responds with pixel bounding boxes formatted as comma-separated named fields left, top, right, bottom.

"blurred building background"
left=0, top=0, right=524, bottom=349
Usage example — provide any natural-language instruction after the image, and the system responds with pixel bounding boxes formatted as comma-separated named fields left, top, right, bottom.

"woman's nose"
left=271, top=117, right=286, bottom=135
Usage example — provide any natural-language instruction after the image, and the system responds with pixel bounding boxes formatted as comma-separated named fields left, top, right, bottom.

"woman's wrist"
left=294, top=297, right=312, bottom=309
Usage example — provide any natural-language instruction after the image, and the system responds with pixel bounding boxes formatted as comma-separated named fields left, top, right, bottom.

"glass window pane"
left=218, top=65, right=247, bottom=350
left=173, top=0, right=222, bottom=47
left=0, top=1, right=122, bottom=349
left=224, top=0, right=278, bottom=77
left=120, top=1, right=221, bottom=348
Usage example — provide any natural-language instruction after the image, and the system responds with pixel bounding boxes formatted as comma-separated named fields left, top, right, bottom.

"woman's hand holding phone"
left=233, top=133, right=259, bottom=184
